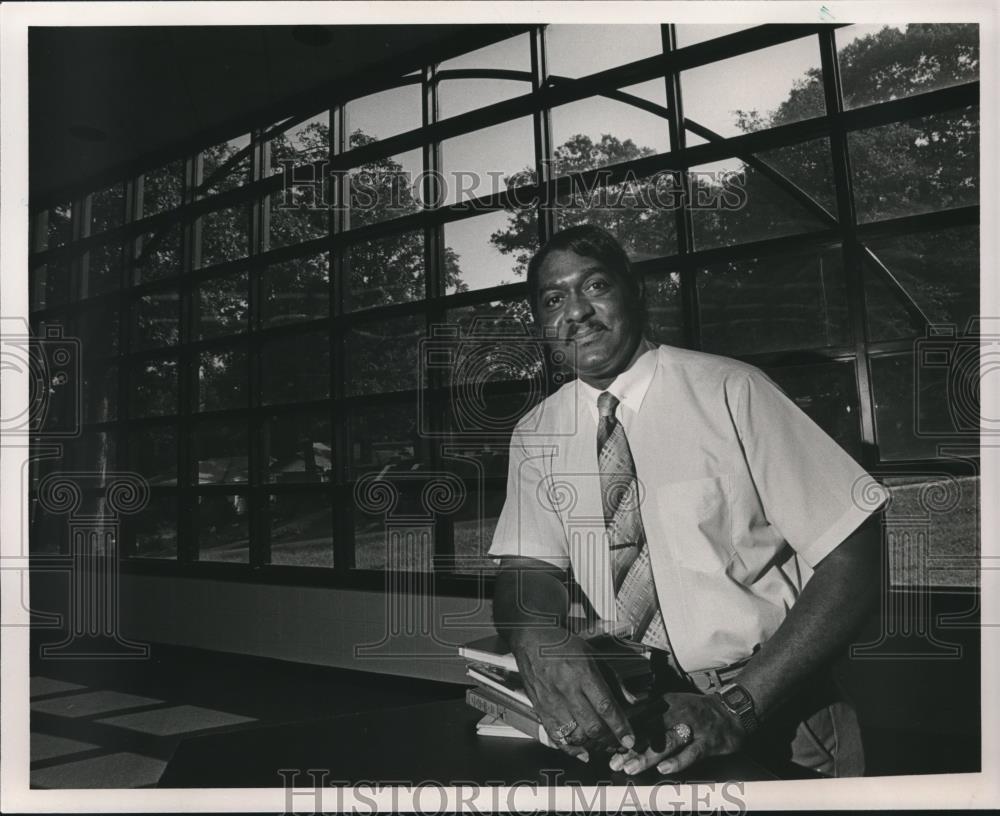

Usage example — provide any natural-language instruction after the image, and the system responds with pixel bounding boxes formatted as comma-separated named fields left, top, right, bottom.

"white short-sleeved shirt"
left=488, top=340, right=888, bottom=673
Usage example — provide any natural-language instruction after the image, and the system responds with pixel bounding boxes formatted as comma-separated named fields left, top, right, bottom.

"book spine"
left=467, top=688, right=553, bottom=748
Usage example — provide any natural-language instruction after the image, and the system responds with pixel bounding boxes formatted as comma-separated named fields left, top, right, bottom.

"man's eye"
left=544, top=295, right=562, bottom=308
left=588, top=279, right=609, bottom=292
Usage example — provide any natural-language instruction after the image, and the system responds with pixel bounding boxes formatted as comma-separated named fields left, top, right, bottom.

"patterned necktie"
left=596, top=391, right=674, bottom=655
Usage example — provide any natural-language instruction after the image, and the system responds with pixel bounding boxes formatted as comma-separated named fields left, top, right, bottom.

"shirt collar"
left=577, top=337, right=659, bottom=421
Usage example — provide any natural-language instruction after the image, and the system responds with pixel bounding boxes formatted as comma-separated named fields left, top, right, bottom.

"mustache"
left=566, top=321, right=608, bottom=339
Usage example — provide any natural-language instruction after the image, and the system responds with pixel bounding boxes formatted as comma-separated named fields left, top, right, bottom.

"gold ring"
left=672, top=722, right=693, bottom=744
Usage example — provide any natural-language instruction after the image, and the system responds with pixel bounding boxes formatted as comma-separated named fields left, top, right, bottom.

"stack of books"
left=460, top=621, right=658, bottom=749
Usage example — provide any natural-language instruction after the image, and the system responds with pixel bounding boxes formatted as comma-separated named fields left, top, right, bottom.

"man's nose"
left=564, top=292, right=594, bottom=323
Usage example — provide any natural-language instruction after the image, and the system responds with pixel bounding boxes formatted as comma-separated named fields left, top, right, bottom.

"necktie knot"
left=598, top=391, right=620, bottom=419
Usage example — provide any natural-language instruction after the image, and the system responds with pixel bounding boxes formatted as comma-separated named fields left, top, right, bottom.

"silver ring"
left=672, top=722, right=693, bottom=745
left=552, top=720, right=579, bottom=742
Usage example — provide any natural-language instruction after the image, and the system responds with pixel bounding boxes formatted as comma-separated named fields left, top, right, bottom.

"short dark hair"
left=526, top=225, right=644, bottom=319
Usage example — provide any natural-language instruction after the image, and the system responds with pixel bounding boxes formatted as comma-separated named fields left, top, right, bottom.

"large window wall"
left=29, top=23, right=980, bottom=589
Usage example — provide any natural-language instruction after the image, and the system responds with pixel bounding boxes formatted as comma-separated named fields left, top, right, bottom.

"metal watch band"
left=717, top=682, right=759, bottom=735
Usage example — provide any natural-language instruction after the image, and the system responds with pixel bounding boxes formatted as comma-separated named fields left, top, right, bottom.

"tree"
left=489, top=23, right=979, bottom=347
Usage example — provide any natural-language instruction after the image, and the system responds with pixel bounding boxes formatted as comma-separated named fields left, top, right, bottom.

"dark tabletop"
left=159, top=698, right=777, bottom=787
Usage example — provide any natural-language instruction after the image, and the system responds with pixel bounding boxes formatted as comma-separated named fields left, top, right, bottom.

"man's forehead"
left=537, top=250, right=612, bottom=287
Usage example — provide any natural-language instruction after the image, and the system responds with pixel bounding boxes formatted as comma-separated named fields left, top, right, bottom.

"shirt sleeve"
left=487, top=420, right=571, bottom=569
left=735, top=369, right=889, bottom=568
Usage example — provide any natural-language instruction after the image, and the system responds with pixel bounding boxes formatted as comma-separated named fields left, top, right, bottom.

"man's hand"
left=608, top=691, right=746, bottom=776
left=511, top=630, right=636, bottom=763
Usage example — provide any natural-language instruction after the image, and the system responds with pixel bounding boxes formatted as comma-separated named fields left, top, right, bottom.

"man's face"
left=535, top=249, right=643, bottom=386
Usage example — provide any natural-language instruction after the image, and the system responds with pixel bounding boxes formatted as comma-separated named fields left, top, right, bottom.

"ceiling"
left=29, top=24, right=521, bottom=205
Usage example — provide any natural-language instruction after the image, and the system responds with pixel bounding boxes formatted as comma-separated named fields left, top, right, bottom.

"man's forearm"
left=493, top=557, right=571, bottom=646
left=737, top=517, right=882, bottom=720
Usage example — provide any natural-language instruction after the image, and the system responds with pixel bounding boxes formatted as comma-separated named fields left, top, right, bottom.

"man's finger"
left=620, top=722, right=694, bottom=775
left=561, top=689, right=610, bottom=747
left=656, top=742, right=703, bottom=776
left=534, top=693, right=590, bottom=758
left=581, top=678, right=635, bottom=750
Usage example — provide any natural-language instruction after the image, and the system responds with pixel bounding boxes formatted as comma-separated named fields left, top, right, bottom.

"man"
left=489, top=225, right=887, bottom=778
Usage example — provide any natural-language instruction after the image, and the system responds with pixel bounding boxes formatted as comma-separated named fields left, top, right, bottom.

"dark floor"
left=29, top=643, right=463, bottom=788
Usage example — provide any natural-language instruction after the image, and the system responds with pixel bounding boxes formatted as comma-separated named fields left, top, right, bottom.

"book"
left=466, top=687, right=553, bottom=747
left=475, top=714, right=533, bottom=739
left=466, top=664, right=533, bottom=709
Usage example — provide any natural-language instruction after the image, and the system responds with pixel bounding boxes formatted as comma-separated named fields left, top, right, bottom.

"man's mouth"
left=570, top=325, right=605, bottom=342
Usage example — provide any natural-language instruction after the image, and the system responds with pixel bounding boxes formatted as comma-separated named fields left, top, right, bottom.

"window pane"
left=71, top=300, right=119, bottom=359
left=132, top=224, right=184, bottom=284
left=554, top=171, right=678, bottom=261
left=198, top=347, right=248, bottom=413
left=31, top=262, right=70, bottom=311
left=545, top=25, right=662, bottom=78
left=267, top=189, right=329, bottom=249
left=196, top=494, right=249, bottom=563
left=91, top=184, right=124, bottom=234
left=882, top=474, right=979, bottom=588
left=196, top=272, right=249, bottom=339
left=753, top=138, right=838, bottom=220
left=46, top=203, right=73, bottom=249
left=698, top=248, right=850, bottom=355
left=864, top=225, right=979, bottom=342
left=350, top=402, right=424, bottom=479
left=763, top=361, right=862, bottom=460
left=263, top=410, right=332, bottom=483
left=140, top=161, right=184, bottom=217
left=82, top=362, right=117, bottom=424
left=130, top=356, right=178, bottom=418
left=551, top=81, right=670, bottom=175
left=268, top=111, right=329, bottom=171
left=199, top=205, right=250, bottom=268
left=132, top=290, right=179, bottom=350
left=347, top=148, right=422, bottom=228
left=345, top=315, right=423, bottom=396
left=850, top=106, right=978, bottom=223
left=67, top=431, right=116, bottom=474
left=837, top=24, right=979, bottom=110
left=345, top=83, right=421, bottom=145
left=689, top=156, right=829, bottom=251
left=674, top=24, right=755, bottom=48
left=871, top=351, right=974, bottom=460
left=353, top=506, right=432, bottom=571
left=440, top=117, right=534, bottom=206
left=442, top=300, right=540, bottom=387
left=194, top=420, right=248, bottom=484
left=132, top=495, right=177, bottom=560
left=199, top=133, right=250, bottom=196
left=445, top=210, right=538, bottom=294
left=128, top=425, right=177, bottom=485
left=347, top=230, right=424, bottom=310
left=261, top=330, right=330, bottom=405
left=645, top=271, right=684, bottom=348
left=443, top=390, right=544, bottom=459
left=259, top=253, right=329, bottom=328
left=682, top=36, right=825, bottom=139
left=451, top=487, right=505, bottom=575
left=269, top=492, right=334, bottom=567
left=81, top=241, right=123, bottom=298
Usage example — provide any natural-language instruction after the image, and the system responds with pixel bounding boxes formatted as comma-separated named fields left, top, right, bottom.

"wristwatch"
left=715, top=682, right=759, bottom=735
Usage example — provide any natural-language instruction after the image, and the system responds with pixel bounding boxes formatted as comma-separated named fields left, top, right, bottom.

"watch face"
left=722, top=685, right=751, bottom=710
